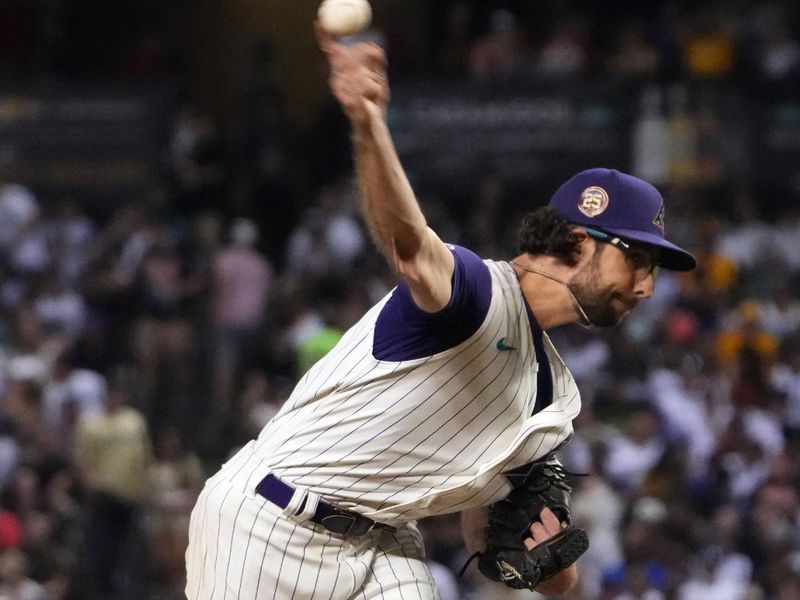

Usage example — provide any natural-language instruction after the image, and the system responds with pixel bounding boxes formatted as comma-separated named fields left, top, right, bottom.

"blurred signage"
left=0, top=86, right=171, bottom=202
left=388, top=79, right=632, bottom=190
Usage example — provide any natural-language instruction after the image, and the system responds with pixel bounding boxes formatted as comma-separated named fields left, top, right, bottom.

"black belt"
left=256, top=474, right=396, bottom=537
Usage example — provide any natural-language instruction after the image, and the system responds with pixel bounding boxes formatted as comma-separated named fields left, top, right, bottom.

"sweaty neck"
left=509, top=254, right=589, bottom=330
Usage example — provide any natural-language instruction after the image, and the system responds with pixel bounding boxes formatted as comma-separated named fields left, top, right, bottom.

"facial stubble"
left=567, top=253, right=630, bottom=328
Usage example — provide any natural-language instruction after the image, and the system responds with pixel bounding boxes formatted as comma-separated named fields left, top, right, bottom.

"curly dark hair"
left=517, top=207, right=582, bottom=266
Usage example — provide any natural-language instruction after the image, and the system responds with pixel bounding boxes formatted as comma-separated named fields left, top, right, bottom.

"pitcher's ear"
left=569, top=227, right=594, bottom=266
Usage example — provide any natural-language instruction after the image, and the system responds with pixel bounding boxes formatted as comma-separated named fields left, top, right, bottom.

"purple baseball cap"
left=548, top=168, right=697, bottom=271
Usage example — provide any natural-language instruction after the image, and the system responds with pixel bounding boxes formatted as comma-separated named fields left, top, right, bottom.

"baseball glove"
left=477, top=456, right=589, bottom=590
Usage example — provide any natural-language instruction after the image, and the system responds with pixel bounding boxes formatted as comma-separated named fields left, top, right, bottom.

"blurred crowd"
left=0, top=1, right=799, bottom=599
left=1, top=1, right=799, bottom=83
left=418, top=1, right=800, bottom=82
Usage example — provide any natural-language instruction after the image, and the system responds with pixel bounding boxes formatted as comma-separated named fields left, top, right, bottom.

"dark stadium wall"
left=162, top=0, right=426, bottom=127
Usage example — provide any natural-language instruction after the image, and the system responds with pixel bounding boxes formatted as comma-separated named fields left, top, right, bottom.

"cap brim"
left=599, top=227, right=697, bottom=271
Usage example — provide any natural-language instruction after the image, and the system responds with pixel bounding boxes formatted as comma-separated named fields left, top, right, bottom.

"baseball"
left=317, top=0, right=372, bottom=37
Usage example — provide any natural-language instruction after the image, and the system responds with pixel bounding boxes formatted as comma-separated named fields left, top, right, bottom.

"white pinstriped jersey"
left=224, top=259, right=581, bottom=524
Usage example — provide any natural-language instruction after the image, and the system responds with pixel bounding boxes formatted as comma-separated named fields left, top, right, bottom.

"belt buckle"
left=321, top=513, right=363, bottom=536
left=360, top=518, right=395, bottom=535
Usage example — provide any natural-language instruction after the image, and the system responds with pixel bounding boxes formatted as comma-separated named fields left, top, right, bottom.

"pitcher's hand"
left=316, top=23, right=389, bottom=128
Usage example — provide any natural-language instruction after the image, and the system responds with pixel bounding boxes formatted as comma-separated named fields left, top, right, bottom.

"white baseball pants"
left=185, top=471, right=440, bottom=600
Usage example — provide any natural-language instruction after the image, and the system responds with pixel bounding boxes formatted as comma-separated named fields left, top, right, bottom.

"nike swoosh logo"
left=496, top=337, right=516, bottom=352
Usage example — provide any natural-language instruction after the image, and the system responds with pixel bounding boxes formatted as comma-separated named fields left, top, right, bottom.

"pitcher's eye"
left=626, top=248, right=658, bottom=273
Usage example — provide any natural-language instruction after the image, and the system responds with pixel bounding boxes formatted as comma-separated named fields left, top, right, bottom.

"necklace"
left=510, top=261, right=594, bottom=329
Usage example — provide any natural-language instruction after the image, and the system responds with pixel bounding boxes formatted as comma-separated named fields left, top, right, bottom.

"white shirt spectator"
left=561, top=337, right=610, bottom=382
left=33, top=287, right=87, bottom=339
left=326, top=212, right=365, bottom=265
left=770, top=363, right=800, bottom=429
left=285, top=309, right=325, bottom=349
left=715, top=222, right=770, bottom=269
left=42, top=368, right=106, bottom=434
left=7, top=354, right=50, bottom=385
left=721, top=450, right=769, bottom=501
left=604, top=434, right=665, bottom=490
left=678, top=553, right=752, bottom=600
left=742, top=407, right=784, bottom=456
left=10, top=224, right=50, bottom=274
left=648, top=369, right=716, bottom=477
left=0, top=183, right=38, bottom=250
left=48, top=208, right=96, bottom=285
left=285, top=206, right=365, bottom=276
left=756, top=295, right=800, bottom=339
left=571, top=475, right=624, bottom=598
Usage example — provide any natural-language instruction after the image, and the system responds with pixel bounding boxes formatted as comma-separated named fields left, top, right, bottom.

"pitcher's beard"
left=510, top=253, right=635, bottom=328
left=568, top=282, right=627, bottom=327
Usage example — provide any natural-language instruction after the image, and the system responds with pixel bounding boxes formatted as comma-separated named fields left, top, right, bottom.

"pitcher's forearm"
left=352, top=111, right=427, bottom=267
left=535, top=564, right=578, bottom=595
left=320, top=32, right=453, bottom=309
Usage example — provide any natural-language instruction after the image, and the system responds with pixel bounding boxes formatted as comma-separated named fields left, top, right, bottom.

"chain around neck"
left=510, top=261, right=594, bottom=329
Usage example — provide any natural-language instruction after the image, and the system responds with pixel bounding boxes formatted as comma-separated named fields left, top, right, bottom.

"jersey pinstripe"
left=223, top=259, right=581, bottom=524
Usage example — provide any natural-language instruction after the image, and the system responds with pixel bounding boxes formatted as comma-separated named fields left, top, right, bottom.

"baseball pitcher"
left=184, top=21, right=696, bottom=600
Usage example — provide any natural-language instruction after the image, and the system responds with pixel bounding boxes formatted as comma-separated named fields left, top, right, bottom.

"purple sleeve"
left=372, top=245, right=492, bottom=361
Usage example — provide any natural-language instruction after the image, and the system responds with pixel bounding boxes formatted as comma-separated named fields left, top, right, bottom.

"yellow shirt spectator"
left=75, top=404, right=153, bottom=504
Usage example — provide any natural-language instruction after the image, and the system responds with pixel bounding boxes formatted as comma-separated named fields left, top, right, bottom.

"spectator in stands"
left=677, top=503, right=753, bottom=600
left=746, top=4, right=800, bottom=80
left=570, top=454, right=625, bottom=599
left=757, top=283, right=800, bottom=339
left=41, top=349, right=105, bottom=457
left=285, top=182, right=365, bottom=277
left=209, top=218, right=273, bottom=413
left=606, top=20, right=664, bottom=79
left=144, top=425, right=204, bottom=599
left=9, top=209, right=50, bottom=278
left=467, top=9, right=529, bottom=78
left=237, top=370, right=283, bottom=438
left=0, top=548, right=47, bottom=600
left=73, top=372, right=152, bottom=597
left=535, top=15, right=590, bottom=77
left=130, top=242, right=198, bottom=426
left=6, top=305, right=52, bottom=387
left=680, top=8, right=737, bottom=78
left=0, top=183, right=38, bottom=259
left=45, top=198, right=95, bottom=288
left=32, top=272, right=86, bottom=343
left=603, top=403, right=666, bottom=492
left=716, top=301, right=778, bottom=371
left=771, top=339, right=800, bottom=431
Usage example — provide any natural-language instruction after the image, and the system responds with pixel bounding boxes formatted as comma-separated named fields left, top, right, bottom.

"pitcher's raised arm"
left=317, top=25, right=454, bottom=312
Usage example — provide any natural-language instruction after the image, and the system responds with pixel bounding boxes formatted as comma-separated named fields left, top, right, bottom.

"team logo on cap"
left=578, top=186, right=609, bottom=218
left=653, top=203, right=665, bottom=229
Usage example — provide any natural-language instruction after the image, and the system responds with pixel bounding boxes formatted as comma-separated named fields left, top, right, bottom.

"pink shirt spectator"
left=212, top=240, right=273, bottom=329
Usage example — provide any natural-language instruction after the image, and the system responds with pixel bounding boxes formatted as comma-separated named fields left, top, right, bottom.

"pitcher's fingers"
left=524, top=537, right=536, bottom=551
left=314, top=20, right=338, bottom=53
left=316, top=20, right=358, bottom=73
left=363, top=79, right=385, bottom=100
left=540, top=506, right=562, bottom=534
left=529, top=521, right=549, bottom=542
left=362, top=43, right=387, bottom=71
